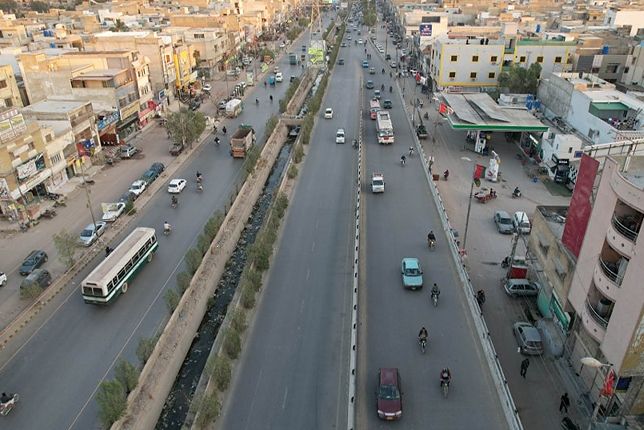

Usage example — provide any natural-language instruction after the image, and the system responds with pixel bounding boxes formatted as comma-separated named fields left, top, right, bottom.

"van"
left=336, top=128, right=346, bottom=144
left=513, top=211, right=531, bottom=234
left=120, top=145, right=137, bottom=158
left=20, top=269, right=52, bottom=291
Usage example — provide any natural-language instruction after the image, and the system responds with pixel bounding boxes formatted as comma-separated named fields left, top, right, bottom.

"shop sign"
left=97, top=112, right=120, bottom=131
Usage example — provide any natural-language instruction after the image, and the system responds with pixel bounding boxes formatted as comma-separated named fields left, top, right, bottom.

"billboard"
left=419, top=24, right=433, bottom=37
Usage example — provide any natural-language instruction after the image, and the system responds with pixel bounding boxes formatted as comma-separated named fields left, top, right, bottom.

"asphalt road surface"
left=0, top=40, right=301, bottom=430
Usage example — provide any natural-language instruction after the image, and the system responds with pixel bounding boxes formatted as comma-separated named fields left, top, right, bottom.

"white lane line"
left=282, top=387, right=289, bottom=409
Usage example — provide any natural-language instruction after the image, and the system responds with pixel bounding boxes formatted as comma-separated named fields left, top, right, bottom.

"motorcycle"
left=0, top=393, right=19, bottom=416
left=431, top=292, right=439, bottom=307
left=424, top=112, right=429, bottom=120
left=53, top=198, right=66, bottom=207
left=164, top=224, right=172, bottom=236
left=512, top=189, right=522, bottom=198
left=408, top=147, right=414, bottom=156
left=476, top=290, right=486, bottom=307
left=419, top=338, right=426, bottom=354
left=171, top=197, right=178, bottom=209
left=197, top=183, right=204, bottom=193
left=352, top=139, right=358, bottom=149
left=400, top=157, right=406, bottom=166
left=443, top=170, right=449, bottom=181
left=501, top=256, right=511, bottom=268
left=41, top=209, right=57, bottom=218
left=440, top=376, right=450, bottom=398
left=428, top=238, right=435, bottom=250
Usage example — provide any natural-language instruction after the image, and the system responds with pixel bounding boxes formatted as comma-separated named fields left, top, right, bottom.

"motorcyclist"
left=418, top=327, right=428, bottom=344
left=389, top=85, right=392, bottom=93
left=409, top=146, right=414, bottom=156
left=105, top=246, right=113, bottom=257
left=477, top=289, right=486, bottom=307
left=196, top=171, right=202, bottom=181
left=164, top=221, right=171, bottom=233
left=222, top=126, right=227, bottom=135
left=390, top=72, right=392, bottom=78
left=443, top=169, right=449, bottom=180
left=440, top=368, right=452, bottom=386
left=214, top=137, right=220, bottom=146
left=400, top=154, right=406, bottom=165
left=171, top=195, right=178, bottom=206
left=1, top=393, right=12, bottom=404
left=431, top=283, right=440, bottom=298
left=424, top=111, right=429, bottom=120
left=264, top=81, right=267, bottom=87
left=513, top=186, right=521, bottom=197
left=270, top=95, right=274, bottom=102
left=381, top=68, right=385, bottom=74
left=255, top=98, right=259, bottom=105
left=427, top=231, right=436, bottom=245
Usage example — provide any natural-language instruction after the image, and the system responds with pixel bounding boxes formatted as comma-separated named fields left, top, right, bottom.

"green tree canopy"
left=166, top=107, right=206, bottom=149
left=30, top=1, right=49, bottom=12
left=0, top=0, right=17, bottom=13
left=498, top=63, right=542, bottom=95
left=286, top=27, right=300, bottom=42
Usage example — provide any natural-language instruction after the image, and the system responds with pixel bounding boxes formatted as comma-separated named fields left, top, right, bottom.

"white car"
left=275, top=72, right=283, bottom=82
left=279, top=43, right=286, bottom=49
left=378, top=46, right=384, bottom=53
left=358, top=39, right=363, bottom=44
left=202, top=83, right=212, bottom=92
left=325, top=108, right=333, bottom=119
left=129, top=180, right=147, bottom=197
left=78, top=221, right=107, bottom=247
left=102, top=202, right=126, bottom=222
left=273, top=66, right=280, bottom=74
left=167, top=179, right=187, bottom=194
left=0, top=271, right=6, bottom=286
left=336, top=128, right=346, bottom=144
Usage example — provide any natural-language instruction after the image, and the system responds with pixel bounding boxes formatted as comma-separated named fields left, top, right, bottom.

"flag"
left=474, top=164, right=487, bottom=179
left=600, top=370, right=615, bottom=397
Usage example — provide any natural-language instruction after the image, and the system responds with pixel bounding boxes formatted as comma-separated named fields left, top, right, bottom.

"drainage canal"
left=155, top=140, right=293, bottom=429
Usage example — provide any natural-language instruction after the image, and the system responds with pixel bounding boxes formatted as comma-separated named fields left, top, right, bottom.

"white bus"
left=81, top=227, right=159, bottom=305
left=376, top=111, right=394, bottom=145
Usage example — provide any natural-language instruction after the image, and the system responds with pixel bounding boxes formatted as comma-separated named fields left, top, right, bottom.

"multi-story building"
left=0, top=64, right=23, bottom=109
left=566, top=156, right=644, bottom=417
left=19, top=50, right=146, bottom=140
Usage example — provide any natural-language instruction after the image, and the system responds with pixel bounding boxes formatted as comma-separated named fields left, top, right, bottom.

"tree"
left=135, top=335, right=157, bottom=366
left=363, top=13, right=377, bottom=27
left=53, top=229, right=79, bottom=268
left=286, top=27, right=300, bottom=42
left=0, top=0, right=17, bottom=13
left=95, top=380, right=127, bottom=427
left=114, top=357, right=139, bottom=395
left=20, top=281, right=42, bottom=300
left=298, top=18, right=310, bottom=28
left=30, top=1, right=49, bottom=12
left=498, top=63, right=542, bottom=95
left=112, top=19, right=129, bottom=32
left=166, top=107, right=206, bottom=149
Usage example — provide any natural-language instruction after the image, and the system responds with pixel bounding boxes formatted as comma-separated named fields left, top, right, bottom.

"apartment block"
left=0, top=64, right=23, bottom=109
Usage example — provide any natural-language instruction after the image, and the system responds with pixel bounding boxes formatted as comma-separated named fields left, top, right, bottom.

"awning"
left=544, top=159, right=557, bottom=169
left=138, top=107, right=154, bottom=121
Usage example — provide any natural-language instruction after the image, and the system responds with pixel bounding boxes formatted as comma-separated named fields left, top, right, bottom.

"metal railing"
left=611, top=214, right=639, bottom=242
left=599, top=259, right=623, bottom=286
left=585, top=299, right=609, bottom=329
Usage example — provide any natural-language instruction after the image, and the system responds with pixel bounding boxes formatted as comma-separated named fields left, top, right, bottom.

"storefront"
left=138, top=102, right=156, bottom=127
left=117, top=104, right=141, bottom=141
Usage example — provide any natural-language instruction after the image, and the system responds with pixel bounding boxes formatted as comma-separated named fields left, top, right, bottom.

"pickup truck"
left=416, top=124, right=429, bottom=140
left=371, top=173, right=385, bottom=193
left=229, top=125, right=255, bottom=158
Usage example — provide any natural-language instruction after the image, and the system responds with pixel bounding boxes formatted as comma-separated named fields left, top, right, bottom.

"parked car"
left=513, top=211, right=531, bottom=234
left=390, top=61, right=397, bottom=68
left=217, top=101, right=227, bottom=112
left=78, top=221, right=107, bottom=246
left=190, top=100, right=201, bottom=111
left=150, top=162, right=165, bottom=175
left=120, top=145, right=137, bottom=158
left=169, top=143, right=184, bottom=156
left=0, top=271, right=6, bottom=286
left=401, top=258, right=423, bottom=290
left=20, top=269, right=51, bottom=291
left=385, top=53, right=392, bottom=60
left=376, top=368, right=403, bottom=420
left=202, top=83, right=212, bottom=93
left=19, top=250, right=48, bottom=275
left=129, top=180, right=147, bottom=197
left=504, top=279, right=541, bottom=297
left=102, top=202, right=126, bottom=222
left=494, top=211, right=514, bottom=234
left=140, top=169, right=158, bottom=185
left=118, top=190, right=137, bottom=204
left=324, top=108, right=334, bottom=119
left=513, top=322, right=544, bottom=355
left=167, top=179, right=187, bottom=194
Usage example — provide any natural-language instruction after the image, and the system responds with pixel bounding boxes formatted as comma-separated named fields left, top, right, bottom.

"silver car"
left=513, top=322, right=543, bottom=355
left=78, top=221, right=107, bottom=247
left=494, top=211, right=514, bottom=234
left=504, top=279, right=541, bottom=297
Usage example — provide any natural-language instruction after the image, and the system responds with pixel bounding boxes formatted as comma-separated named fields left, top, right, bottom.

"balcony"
left=606, top=216, right=637, bottom=257
left=612, top=214, right=639, bottom=242
left=593, top=259, right=621, bottom=301
left=582, top=299, right=608, bottom=342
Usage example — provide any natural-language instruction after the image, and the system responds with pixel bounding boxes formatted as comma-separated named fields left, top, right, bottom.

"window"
left=0, top=80, right=7, bottom=89
left=472, top=55, right=479, bottom=62
left=537, top=232, right=550, bottom=255
left=519, top=56, right=526, bottom=63
left=552, top=256, right=567, bottom=282
left=448, top=71, right=456, bottom=79
left=490, top=55, right=498, bottom=63
left=554, top=56, right=562, bottom=63
left=470, top=72, right=477, bottom=79
left=4, top=97, right=12, bottom=107
left=450, top=55, right=458, bottom=62
left=536, top=56, right=544, bottom=63
left=194, top=33, right=205, bottom=39
left=488, top=72, right=496, bottom=79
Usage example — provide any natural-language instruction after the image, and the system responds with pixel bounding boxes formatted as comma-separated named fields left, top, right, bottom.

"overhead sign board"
left=419, top=24, right=433, bottom=37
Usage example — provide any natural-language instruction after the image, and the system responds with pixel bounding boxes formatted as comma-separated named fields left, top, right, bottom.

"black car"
left=19, top=250, right=48, bottom=275
left=150, top=162, right=165, bottom=175
left=118, top=190, right=137, bottom=204
left=20, top=269, right=52, bottom=291
left=385, top=53, right=392, bottom=60
left=383, top=99, right=393, bottom=109
left=190, top=100, right=201, bottom=111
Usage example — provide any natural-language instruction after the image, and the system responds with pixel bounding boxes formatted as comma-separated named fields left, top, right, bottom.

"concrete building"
left=603, top=7, right=644, bottom=37
left=0, top=64, right=23, bottom=109
left=567, top=156, right=644, bottom=417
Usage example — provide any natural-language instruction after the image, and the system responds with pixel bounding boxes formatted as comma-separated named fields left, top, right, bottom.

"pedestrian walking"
left=560, top=393, right=570, bottom=413
left=520, top=358, right=530, bottom=378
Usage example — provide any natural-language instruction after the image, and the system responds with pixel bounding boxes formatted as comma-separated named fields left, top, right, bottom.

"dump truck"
left=371, top=173, right=385, bottom=193
left=225, top=98, right=243, bottom=118
left=229, top=125, right=255, bottom=158
left=289, top=52, right=297, bottom=65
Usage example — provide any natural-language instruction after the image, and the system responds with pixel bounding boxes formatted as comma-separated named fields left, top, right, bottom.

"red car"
left=376, top=368, right=403, bottom=420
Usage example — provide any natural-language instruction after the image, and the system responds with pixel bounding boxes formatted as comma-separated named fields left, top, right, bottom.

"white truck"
left=371, top=173, right=385, bottom=193
left=225, top=99, right=243, bottom=118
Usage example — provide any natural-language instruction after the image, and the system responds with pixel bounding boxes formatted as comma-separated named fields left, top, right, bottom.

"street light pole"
left=461, top=157, right=476, bottom=250
left=581, top=357, right=613, bottom=430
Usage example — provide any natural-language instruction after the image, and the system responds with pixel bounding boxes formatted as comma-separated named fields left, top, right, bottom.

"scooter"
left=512, top=189, right=522, bottom=198
left=164, top=224, right=172, bottom=236
left=0, top=393, right=19, bottom=416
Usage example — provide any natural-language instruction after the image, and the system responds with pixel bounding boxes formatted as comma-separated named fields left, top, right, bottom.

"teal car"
left=401, top=258, right=423, bottom=290
left=362, top=61, right=369, bottom=68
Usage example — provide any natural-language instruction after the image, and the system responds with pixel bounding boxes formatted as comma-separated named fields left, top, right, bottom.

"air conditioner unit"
left=449, top=77, right=455, bottom=80
left=471, top=77, right=476, bottom=81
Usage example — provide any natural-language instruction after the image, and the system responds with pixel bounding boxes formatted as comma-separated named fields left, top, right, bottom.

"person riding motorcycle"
left=418, top=327, right=428, bottom=344
left=427, top=230, right=436, bottom=245
left=513, top=186, right=521, bottom=197
left=389, top=85, right=393, bottom=93
left=105, top=246, right=113, bottom=257
left=477, top=289, right=486, bottom=307
left=400, top=154, right=406, bottom=165
left=0, top=392, right=13, bottom=405
left=222, top=126, right=227, bottom=135
left=196, top=171, right=202, bottom=182
left=171, top=195, right=178, bottom=206
left=255, top=98, right=259, bottom=105
left=431, top=283, right=440, bottom=298
left=443, top=169, right=449, bottom=180
left=164, top=221, right=171, bottom=233
left=440, top=368, right=452, bottom=386
left=270, top=95, right=274, bottom=102
left=381, top=68, right=385, bottom=74
left=214, top=137, right=220, bottom=146
left=409, top=146, right=414, bottom=156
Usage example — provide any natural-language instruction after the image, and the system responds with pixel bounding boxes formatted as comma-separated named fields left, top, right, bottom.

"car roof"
left=379, top=368, right=399, bottom=385
left=170, top=178, right=184, bottom=184
left=495, top=211, right=511, bottom=219
left=402, top=257, right=419, bottom=268
left=515, top=322, right=540, bottom=337
left=132, top=180, right=145, bottom=185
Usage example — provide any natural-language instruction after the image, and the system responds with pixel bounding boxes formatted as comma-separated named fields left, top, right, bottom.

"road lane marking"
left=282, top=387, right=288, bottom=409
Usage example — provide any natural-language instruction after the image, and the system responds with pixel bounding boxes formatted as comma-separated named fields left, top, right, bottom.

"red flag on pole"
left=600, top=370, right=615, bottom=397
left=474, top=164, right=487, bottom=179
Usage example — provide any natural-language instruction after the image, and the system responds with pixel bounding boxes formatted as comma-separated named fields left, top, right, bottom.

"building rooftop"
left=537, top=206, right=569, bottom=241
left=24, top=99, right=87, bottom=113
left=37, top=119, right=72, bottom=135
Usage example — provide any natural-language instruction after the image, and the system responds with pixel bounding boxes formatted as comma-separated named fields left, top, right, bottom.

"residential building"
left=0, top=64, right=23, bottom=109
left=603, top=7, right=644, bottom=37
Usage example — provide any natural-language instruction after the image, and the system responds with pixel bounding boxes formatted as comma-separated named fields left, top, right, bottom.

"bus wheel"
left=148, top=252, right=154, bottom=263
left=122, top=282, right=128, bottom=293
